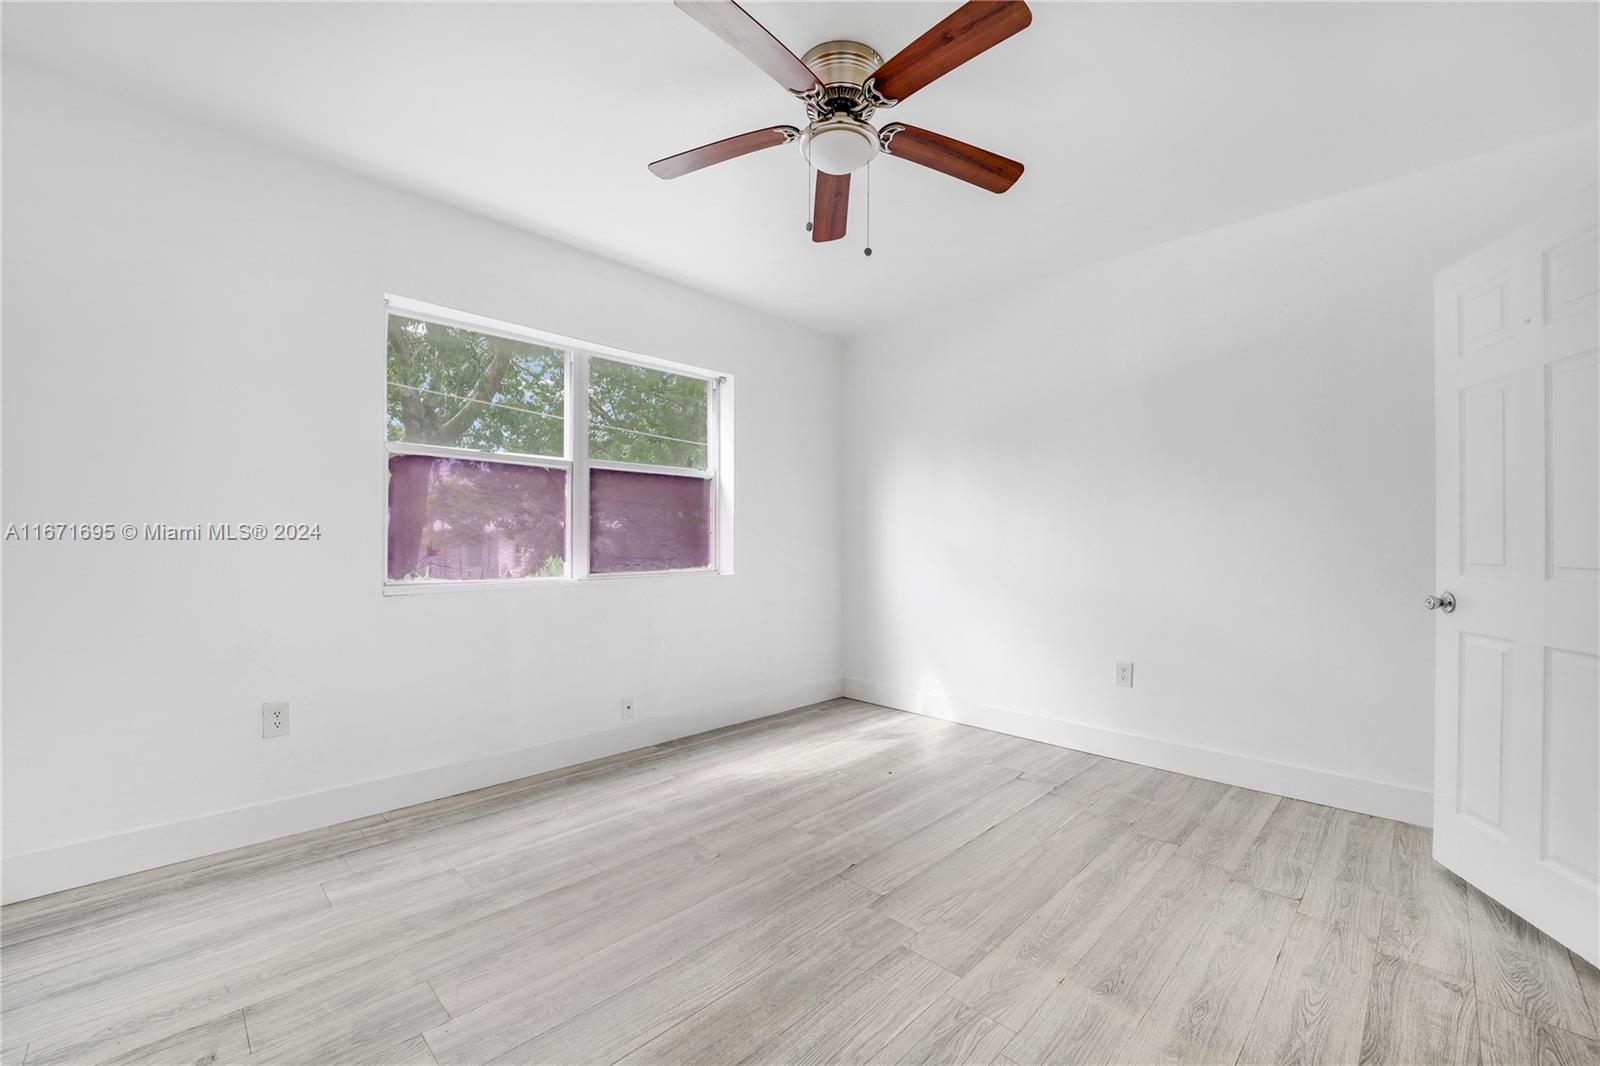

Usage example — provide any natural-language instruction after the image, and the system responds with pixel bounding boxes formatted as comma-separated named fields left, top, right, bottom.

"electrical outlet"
left=261, top=702, right=290, bottom=738
left=1115, top=662, right=1134, bottom=688
left=621, top=697, right=635, bottom=721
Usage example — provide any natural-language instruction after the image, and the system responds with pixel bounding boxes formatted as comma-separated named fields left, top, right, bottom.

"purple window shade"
left=388, top=455, right=566, bottom=581
left=590, top=468, right=712, bottom=574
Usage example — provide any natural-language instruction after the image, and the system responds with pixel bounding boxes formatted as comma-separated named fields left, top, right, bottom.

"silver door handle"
left=1424, top=591, right=1456, bottom=613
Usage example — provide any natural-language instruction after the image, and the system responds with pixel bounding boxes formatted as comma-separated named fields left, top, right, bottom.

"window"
left=384, top=298, right=729, bottom=589
left=588, top=358, right=714, bottom=573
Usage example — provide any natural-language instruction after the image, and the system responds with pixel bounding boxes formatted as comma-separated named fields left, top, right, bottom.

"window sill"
left=382, top=569, right=726, bottom=596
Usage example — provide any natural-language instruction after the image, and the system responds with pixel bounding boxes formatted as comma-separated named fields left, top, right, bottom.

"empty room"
left=1, top=2, right=1597, bottom=1064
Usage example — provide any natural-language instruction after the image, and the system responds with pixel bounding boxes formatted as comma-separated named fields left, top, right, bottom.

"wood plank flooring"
left=4, top=698, right=1599, bottom=1065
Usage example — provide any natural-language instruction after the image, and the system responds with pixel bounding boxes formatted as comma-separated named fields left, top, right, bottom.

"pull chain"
left=805, top=161, right=814, bottom=233
left=863, top=162, right=873, bottom=257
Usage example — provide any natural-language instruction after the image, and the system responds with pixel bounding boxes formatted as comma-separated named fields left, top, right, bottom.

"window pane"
left=386, top=314, right=565, bottom=458
left=590, top=468, right=711, bottom=573
left=388, top=455, right=566, bottom=581
left=588, top=357, right=709, bottom=469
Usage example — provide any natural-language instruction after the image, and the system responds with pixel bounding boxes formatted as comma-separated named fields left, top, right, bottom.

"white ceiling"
left=6, top=2, right=1596, bottom=335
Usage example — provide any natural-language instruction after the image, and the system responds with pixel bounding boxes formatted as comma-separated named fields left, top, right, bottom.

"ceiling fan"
left=649, top=0, right=1031, bottom=246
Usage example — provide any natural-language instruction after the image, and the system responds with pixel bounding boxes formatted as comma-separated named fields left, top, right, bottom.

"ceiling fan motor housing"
left=798, top=40, right=884, bottom=173
left=800, top=40, right=884, bottom=116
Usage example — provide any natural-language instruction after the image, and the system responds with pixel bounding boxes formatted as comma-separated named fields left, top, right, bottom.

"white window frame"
left=382, top=295, right=733, bottom=594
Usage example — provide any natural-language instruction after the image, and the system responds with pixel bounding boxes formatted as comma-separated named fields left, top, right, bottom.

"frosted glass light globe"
left=802, top=120, right=877, bottom=175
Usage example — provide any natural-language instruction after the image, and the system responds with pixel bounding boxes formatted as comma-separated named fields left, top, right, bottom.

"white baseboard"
left=0, top=677, right=845, bottom=905
left=843, top=677, right=1432, bottom=826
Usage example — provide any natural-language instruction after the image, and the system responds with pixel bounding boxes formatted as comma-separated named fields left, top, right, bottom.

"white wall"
left=0, top=65, right=844, bottom=902
left=842, top=127, right=1599, bottom=825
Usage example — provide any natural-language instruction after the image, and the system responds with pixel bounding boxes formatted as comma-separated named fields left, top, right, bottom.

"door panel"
left=1456, top=633, right=1511, bottom=833
left=1460, top=382, right=1510, bottom=570
left=1547, top=350, right=1598, bottom=580
left=1544, top=226, right=1599, bottom=324
left=1542, top=647, right=1598, bottom=887
left=1434, top=199, right=1600, bottom=967
left=1457, top=271, right=1517, bottom=354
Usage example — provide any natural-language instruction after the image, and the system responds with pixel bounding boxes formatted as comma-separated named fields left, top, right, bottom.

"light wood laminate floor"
left=4, top=699, right=1598, bottom=1065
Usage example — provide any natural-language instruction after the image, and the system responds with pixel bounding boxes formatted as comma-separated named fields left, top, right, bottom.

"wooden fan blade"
left=869, top=1, right=1031, bottom=104
left=812, top=172, right=850, bottom=242
left=674, top=1, right=821, bottom=95
left=880, top=124, right=1023, bottom=193
left=649, top=126, right=798, bottom=179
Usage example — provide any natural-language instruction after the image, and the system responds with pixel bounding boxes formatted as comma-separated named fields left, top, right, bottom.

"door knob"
left=1424, top=591, right=1457, bottom=613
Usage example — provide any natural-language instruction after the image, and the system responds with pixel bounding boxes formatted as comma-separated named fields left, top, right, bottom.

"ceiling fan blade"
left=879, top=124, right=1023, bottom=193
left=869, top=0, right=1031, bottom=104
left=812, top=172, right=850, bottom=243
left=649, top=126, right=798, bottom=179
left=674, top=1, right=821, bottom=96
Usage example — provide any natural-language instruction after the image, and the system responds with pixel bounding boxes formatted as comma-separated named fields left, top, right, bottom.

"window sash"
left=573, top=359, right=720, bottom=580
left=586, top=355, right=713, bottom=471
left=386, top=452, right=571, bottom=583
left=383, top=297, right=724, bottom=589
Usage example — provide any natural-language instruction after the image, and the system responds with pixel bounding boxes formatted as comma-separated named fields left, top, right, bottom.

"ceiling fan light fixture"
left=654, top=1, right=1033, bottom=240
left=801, top=116, right=877, bottom=175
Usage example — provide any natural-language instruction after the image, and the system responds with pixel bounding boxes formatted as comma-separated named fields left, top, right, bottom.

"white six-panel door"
left=1433, top=200, right=1599, bottom=966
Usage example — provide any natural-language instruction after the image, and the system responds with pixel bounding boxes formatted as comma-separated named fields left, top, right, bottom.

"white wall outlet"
left=620, top=697, right=635, bottom=721
left=1115, top=662, right=1134, bottom=688
left=261, top=702, right=290, bottom=738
